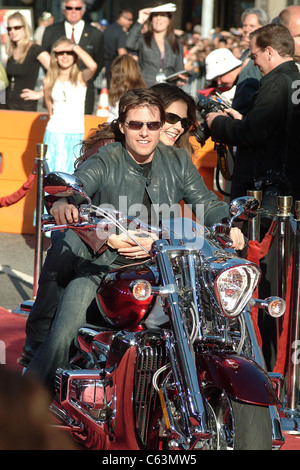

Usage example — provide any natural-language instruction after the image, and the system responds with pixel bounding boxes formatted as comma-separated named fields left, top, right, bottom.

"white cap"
left=151, top=3, right=177, bottom=13
left=205, top=48, right=242, bottom=80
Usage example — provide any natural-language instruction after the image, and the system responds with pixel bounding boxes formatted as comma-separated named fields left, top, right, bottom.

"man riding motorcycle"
left=24, top=88, right=244, bottom=393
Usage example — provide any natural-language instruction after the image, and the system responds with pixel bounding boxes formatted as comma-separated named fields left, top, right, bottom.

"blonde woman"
left=107, top=54, right=146, bottom=122
left=43, top=37, right=97, bottom=173
left=4, top=11, right=50, bottom=110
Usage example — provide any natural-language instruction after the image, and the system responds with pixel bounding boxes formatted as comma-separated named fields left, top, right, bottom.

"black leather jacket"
left=211, top=61, right=300, bottom=201
left=72, top=141, right=229, bottom=253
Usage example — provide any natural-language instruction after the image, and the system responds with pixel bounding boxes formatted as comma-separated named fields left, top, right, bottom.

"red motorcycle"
left=43, top=172, right=286, bottom=450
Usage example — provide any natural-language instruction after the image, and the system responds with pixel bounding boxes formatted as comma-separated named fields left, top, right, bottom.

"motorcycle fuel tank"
left=97, top=263, right=157, bottom=329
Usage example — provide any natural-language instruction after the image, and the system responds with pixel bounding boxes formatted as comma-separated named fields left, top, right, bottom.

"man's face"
left=287, top=13, right=300, bottom=61
left=217, top=67, right=240, bottom=89
left=63, top=0, right=85, bottom=25
left=242, top=14, right=261, bottom=47
left=119, top=12, right=134, bottom=32
left=250, top=38, right=270, bottom=76
left=119, top=106, right=162, bottom=164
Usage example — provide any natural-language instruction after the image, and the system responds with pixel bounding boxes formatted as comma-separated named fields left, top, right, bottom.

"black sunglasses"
left=125, top=121, right=162, bottom=131
left=55, top=50, right=75, bottom=56
left=165, top=112, right=191, bottom=132
left=249, top=47, right=265, bottom=61
left=65, top=6, right=83, bottom=10
left=7, top=25, right=24, bottom=32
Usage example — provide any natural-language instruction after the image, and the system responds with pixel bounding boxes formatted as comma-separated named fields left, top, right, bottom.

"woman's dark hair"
left=150, top=82, right=197, bottom=128
left=151, top=83, right=197, bottom=153
left=108, top=54, right=146, bottom=107
left=144, top=2, right=179, bottom=54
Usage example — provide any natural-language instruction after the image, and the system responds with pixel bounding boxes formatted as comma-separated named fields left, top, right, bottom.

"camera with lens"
left=194, top=95, right=228, bottom=146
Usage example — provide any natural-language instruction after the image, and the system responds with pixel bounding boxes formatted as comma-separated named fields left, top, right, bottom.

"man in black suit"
left=103, top=8, right=134, bottom=86
left=42, top=0, right=104, bottom=114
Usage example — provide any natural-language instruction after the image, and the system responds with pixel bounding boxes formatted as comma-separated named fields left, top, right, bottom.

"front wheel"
left=203, top=390, right=273, bottom=450
left=147, top=390, right=272, bottom=450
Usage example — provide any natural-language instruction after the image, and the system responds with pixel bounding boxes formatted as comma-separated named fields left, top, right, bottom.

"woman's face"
left=151, top=13, right=170, bottom=33
left=54, top=42, right=75, bottom=70
left=160, top=99, right=188, bottom=146
left=7, top=19, right=25, bottom=43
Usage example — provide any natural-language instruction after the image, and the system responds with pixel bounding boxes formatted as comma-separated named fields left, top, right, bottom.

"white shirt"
left=46, top=80, right=87, bottom=134
left=64, top=20, right=85, bottom=44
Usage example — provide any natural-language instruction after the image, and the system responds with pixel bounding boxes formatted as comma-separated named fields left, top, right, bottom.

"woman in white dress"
left=43, top=37, right=97, bottom=173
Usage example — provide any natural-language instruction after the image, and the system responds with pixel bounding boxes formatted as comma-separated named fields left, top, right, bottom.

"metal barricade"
left=32, top=144, right=48, bottom=299
left=13, top=143, right=48, bottom=314
left=247, top=191, right=300, bottom=433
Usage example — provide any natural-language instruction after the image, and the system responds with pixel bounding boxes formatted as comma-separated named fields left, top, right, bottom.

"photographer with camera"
left=206, top=23, right=300, bottom=216
left=204, top=48, right=242, bottom=105
left=195, top=48, right=242, bottom=187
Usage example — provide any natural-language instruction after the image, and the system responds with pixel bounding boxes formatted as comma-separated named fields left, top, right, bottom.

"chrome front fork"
left=153, top=241, right=210, bottom=439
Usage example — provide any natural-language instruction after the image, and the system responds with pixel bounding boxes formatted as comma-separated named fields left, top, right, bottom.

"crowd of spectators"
left=0, top=3, right=274, bottom=107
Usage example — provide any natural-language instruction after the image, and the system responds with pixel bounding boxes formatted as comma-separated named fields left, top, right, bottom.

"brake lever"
left=41, top=222, right=93, bottom=233
left=210, top=223, right=233, bottom=248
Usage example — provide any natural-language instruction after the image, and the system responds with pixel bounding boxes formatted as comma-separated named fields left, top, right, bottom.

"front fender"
left=196, top=351, right=279, bottom=406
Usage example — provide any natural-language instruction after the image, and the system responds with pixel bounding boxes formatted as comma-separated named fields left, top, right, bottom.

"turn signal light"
left=267, top=297, right=286, bottom=318
left=129, top=280, right=152, bottom=300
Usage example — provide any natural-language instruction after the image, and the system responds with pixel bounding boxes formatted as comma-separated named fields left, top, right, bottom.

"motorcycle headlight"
left=214, top=265, right=260, bottom=318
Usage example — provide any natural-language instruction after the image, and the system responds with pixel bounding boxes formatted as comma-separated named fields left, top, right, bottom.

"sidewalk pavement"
left=0, top=232, right=49, bottom=312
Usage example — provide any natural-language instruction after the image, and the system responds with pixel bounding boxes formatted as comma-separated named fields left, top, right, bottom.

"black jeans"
left=25, top=270, right=105, bottom=392
left=24, top=228, right=123, bottom=391
left=24, top=229, right=95, bottom=353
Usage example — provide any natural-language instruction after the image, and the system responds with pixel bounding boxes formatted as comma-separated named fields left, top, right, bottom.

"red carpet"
left=1, top=306, right=300, bottom=450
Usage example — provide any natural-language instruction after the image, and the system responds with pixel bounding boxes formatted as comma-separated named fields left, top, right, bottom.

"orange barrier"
left=191, top=136, right=223, bottom=199
left=0, top=110, right=220, bottom=235
left=0, top=110, right=104, bottom=234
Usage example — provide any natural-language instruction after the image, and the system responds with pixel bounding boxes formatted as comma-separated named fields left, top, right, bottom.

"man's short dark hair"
left=118, top=88, right=166, bottom=124
left=250, top=23, right=295, bottom=57
left=118, top=8, right=133, bottom=19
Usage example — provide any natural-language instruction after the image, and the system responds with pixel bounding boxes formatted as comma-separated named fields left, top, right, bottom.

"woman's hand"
left=137, top=8, right=152, bottom=24
left=107, top=230, right=158, bottom=260
left=229, top=227, right=245, bottom=251
left=53, top=43, right=74, bottom=54
left=20, top=88, right=43, bottom=101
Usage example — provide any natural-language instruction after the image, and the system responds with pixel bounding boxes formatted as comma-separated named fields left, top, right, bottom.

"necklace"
left=61, top=81, right=68, bottom=101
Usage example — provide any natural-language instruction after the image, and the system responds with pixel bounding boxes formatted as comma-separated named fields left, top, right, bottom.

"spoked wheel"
left=146, top=389, right=272, bottom=450
left=200, top=389, right=273, bottom=450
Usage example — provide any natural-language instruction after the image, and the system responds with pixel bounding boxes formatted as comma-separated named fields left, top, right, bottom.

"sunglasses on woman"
left=55, top=51, right=75, bottom=56
left=125, top=121, right=162, bottom=131
left=165, top=113, right=191, bottom=132
left=7, top=25, right=24, bottom=32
